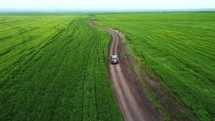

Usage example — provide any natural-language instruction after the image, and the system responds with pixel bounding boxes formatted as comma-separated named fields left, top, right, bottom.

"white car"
left=111, top=55, right=119, bottom=64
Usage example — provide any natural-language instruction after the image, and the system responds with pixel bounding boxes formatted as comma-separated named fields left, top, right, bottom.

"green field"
left=0, top=14, right=123, bottom=121
left=95, top=12, right=215, bottom=121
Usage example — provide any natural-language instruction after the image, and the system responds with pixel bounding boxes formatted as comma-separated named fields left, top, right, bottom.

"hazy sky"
left=0, top=0, right=215, bottom=10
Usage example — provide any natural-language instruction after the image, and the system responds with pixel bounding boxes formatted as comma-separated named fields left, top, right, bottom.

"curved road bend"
left=88, top=18, right=162, bottom=121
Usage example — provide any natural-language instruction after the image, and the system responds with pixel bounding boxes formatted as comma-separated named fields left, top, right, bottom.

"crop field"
left=95, top=12, right=215, bottom=121
left=0, top=14, right=123, bottom=121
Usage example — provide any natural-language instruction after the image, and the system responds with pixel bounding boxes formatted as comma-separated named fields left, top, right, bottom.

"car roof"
left=111, top=55, right=118, bottom=58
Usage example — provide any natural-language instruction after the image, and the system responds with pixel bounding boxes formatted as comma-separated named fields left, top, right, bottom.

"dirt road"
left=88, top=17, right=163, bottom=121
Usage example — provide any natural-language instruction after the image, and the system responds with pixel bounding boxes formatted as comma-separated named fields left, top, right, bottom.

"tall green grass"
left=0, top=14, right=123, bottom=121
left=96, top=12, right=215, bottom=121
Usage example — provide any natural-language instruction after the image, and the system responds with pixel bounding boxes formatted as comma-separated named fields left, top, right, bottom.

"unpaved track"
left=88, top=17, right=162, bottom=121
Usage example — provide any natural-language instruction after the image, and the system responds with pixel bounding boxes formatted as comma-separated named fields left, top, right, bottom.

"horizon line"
left=0, top=8, right=215, bottom=13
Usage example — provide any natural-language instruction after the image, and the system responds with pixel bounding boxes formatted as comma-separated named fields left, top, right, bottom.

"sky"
left=0, top=0, right=215, bottom=11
